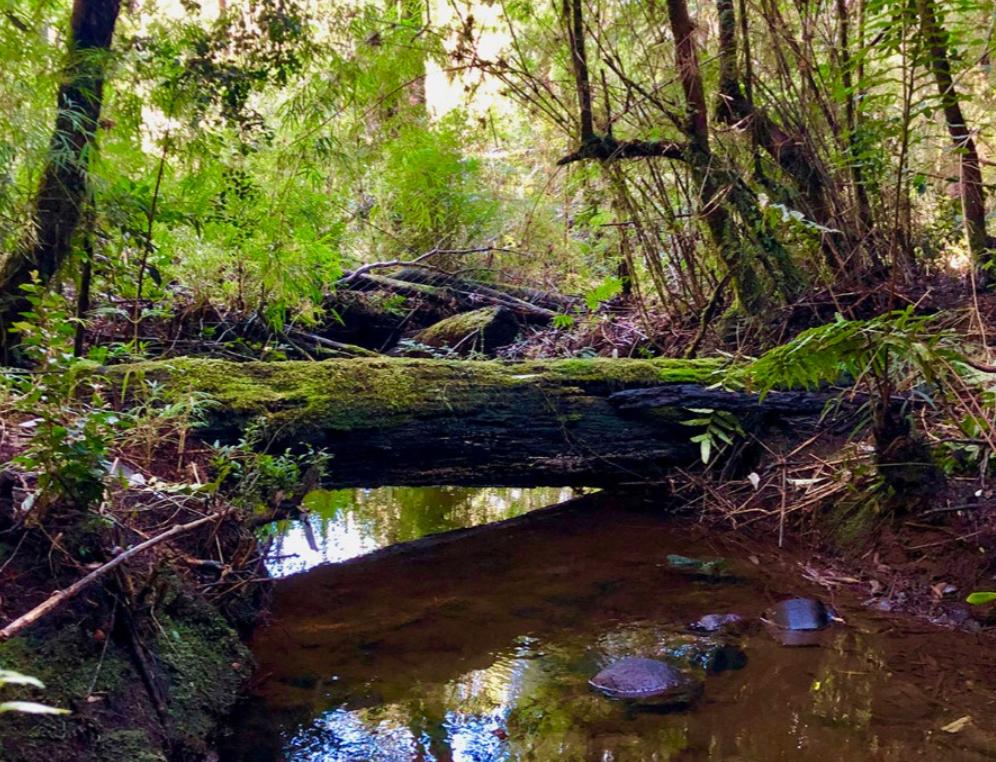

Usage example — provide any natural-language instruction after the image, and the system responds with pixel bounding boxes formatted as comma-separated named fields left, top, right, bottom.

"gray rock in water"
left=762, top=597, right=840, bottom=647
left=763, top=598, right=837, bottom=630
left=589, top=657, right=702, bottom=705
left=689, top=613, right=746, bottom=633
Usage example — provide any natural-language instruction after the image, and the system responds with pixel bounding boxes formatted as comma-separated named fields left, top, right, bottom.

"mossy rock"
left=413, top=306, right=519, bottom=355
left=0, top=591, right=251, bottom=762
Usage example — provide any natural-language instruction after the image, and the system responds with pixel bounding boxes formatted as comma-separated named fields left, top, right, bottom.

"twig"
left=0, top=510, right=231, bottom=641
left=337, top=246, right=520, bottom=285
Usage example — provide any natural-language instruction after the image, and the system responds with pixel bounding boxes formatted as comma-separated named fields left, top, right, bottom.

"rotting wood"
left=100, top=356, right=872, bottom=489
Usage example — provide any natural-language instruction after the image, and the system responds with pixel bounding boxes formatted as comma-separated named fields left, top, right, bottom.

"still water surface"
left=223, top=488, right=996, bottom=761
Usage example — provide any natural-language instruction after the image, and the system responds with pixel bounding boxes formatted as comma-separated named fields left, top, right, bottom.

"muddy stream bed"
left=220, top=488, right=996, bottom=761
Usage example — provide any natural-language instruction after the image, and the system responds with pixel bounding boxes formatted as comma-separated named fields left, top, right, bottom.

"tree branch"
left=557, top=135, right=687, bottom=165
left=0, top=510, right=231, bottom=641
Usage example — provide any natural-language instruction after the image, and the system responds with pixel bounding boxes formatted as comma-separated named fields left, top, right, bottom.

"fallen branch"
left=557, top=136, right=687, bottom=165
left=0, top=510, right=231, bottom=641
left=283, top=328, right=381, bottom=358
left=337, top=246, right=522, bottom=286
left=349, top=272, right=558, bottom=320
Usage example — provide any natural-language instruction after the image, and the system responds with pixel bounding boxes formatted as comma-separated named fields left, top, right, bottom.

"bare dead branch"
left=0, top=509, right=231, bottom=641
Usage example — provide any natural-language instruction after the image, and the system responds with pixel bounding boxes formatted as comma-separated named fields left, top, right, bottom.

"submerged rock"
left=689, top=613, right=746, bottom=633
left=665, top=554, right=737, bottom=579
left=594, top=627, right=748, bottom=675
left=589, top=657, right=702, bottom=705
left=659, top=634, right=748, bottom=673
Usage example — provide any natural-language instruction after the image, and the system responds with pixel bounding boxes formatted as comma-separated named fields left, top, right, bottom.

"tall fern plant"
left=726, top=309, right=991, bottom=502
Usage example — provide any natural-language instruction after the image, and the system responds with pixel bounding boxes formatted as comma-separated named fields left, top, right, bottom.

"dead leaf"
left=941, top=716, right=972, bottom=733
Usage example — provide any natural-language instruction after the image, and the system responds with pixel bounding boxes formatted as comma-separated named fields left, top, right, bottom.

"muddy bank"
left=0, top=585, right=251, bottom=762
left=0, top=479, right=266, bottom=761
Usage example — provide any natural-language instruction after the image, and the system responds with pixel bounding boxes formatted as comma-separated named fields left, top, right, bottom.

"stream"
left=220, top=488, right=996, bottom=761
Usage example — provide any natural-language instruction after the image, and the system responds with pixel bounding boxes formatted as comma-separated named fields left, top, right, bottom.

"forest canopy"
left=0, top=0, right=991, bottom=341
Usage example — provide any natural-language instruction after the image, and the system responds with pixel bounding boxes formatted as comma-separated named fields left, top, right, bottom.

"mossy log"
left=347, top=272, right=557, bottom=321
left=412, top=306, right=519, bottom=354
left=102, top=357, right=842, bottom=488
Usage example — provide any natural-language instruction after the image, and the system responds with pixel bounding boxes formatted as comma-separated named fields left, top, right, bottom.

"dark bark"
left=666, top=0, right=710, bottom=151
left=105, top=356, right=857, bottom=489
left=564, top=0, right=595, bottom=141
left=611, top=383, right=889, bottom=418
left=715, top=0, right=833, bottom=231
left=0, top=0, right=121, bottom=347
left=916, top=0, right=993, bottom=279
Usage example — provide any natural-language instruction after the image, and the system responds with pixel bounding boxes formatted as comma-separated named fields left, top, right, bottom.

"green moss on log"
left=105, top=356, right=721, bottom=439
left=413, top=306, right=519, bottom=353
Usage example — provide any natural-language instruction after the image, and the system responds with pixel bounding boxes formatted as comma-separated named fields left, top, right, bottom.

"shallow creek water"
left=222, top=488, right=996, bottom=761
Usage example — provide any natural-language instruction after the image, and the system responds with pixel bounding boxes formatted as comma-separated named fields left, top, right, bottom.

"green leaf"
left=0, top=670, right=44, bottom=689
left=699, top=436, right=712, bottom=464
left=966, top=592, right=996, bottom=605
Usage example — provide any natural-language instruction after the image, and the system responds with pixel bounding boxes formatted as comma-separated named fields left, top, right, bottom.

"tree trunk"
left=104, top=356, right=855, bottom=488
left=916, top=0, right=993, bottom=281
left=564, top=0, right=595, bottom=141
left=0, top=0, right=121, bottom=347
left=836, top=0, right=873, bottom=233
left=715, top=0, right=832, bottom=229
left=667, top=0, right=803, bottom=310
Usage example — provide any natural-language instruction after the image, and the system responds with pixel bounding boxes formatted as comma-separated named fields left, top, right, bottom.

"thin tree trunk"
left=836, top=0, right=873, bottom=232
left=0, top=0, right=121, bottom=349
left=917, top=0, right=993, bottom=281
left=715, top=0, right=832, bottom=230
left=564, top=0, right=594, bottom=141
left=73, top=203, right=96, bottom=357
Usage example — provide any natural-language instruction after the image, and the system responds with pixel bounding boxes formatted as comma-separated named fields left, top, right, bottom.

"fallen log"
left=346, top=272, right=557, bottom=321
left=412, top=306, right=519, bottom=355
left=102, top=357, right=856, bottom=488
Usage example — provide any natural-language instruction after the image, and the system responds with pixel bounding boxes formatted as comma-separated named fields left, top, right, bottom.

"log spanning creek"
left=220, top=489, right=996, bottom=761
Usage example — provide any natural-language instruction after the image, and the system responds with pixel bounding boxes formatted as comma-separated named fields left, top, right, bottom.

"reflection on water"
left=225, top=490, right=996, bottom=761
left=263, top=486, right=575, bottom=576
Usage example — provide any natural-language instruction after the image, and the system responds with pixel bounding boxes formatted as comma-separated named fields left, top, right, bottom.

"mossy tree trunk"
left=0, top=0, right=121, bottom=351
left=916, top=0, right=994, bottom=282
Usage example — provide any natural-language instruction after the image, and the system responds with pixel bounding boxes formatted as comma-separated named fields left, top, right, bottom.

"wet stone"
left=589, top=657, right=703, bottom=705
left=763, top=597, right=838, bottom=647
left=689, top=613, right=746, bottom=633
left=763, top=598, right=835, bottom=630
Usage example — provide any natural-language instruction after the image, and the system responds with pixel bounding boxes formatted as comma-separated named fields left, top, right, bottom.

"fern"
left=726, top=309, right=968, bottom=401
